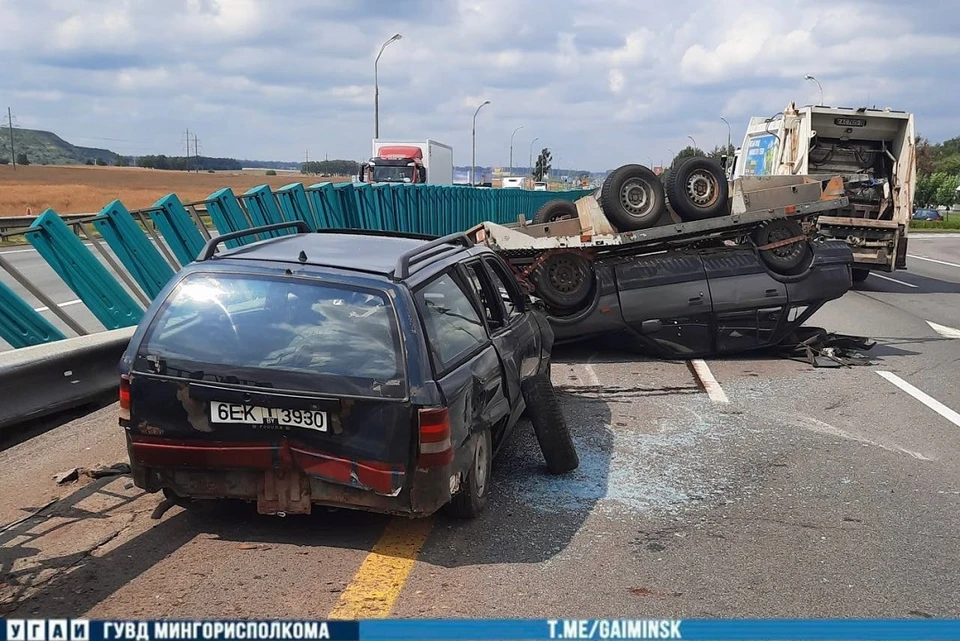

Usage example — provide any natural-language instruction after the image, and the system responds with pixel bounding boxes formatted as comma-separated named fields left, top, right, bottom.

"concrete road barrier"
left=0, top=327, right=134, bottom=430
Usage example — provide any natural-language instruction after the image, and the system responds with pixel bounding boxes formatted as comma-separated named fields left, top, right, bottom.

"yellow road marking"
left=328, top=517, right=434, bottom=619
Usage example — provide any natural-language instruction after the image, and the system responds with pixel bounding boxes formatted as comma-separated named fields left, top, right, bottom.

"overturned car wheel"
left=534, top=199, right=578, bottom=224
left=534, top=252, right=595, bottom=311
left=522, top=373, right=579, bottom=475
left=752, top=219, right=812, bottom=275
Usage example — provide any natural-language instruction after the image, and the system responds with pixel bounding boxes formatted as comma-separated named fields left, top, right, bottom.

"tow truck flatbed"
left=468, top=174, right=849, bottom=259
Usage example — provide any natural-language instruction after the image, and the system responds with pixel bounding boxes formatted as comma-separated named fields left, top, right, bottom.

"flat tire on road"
left=522, top=373, right=579, bottom=475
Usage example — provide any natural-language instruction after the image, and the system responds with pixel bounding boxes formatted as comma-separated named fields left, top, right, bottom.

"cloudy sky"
left=1, top=0, right=957, bottom=171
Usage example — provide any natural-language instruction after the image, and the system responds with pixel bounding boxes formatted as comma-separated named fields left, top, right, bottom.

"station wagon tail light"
left=418, top=407, right=453, bottom=467
left=119, top=375, right=131, bottom=421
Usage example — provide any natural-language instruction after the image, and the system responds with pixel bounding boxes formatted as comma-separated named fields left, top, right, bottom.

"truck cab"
left=734, top=102, right=915, bottom=278
left=359, top=145, right=427, bottom=184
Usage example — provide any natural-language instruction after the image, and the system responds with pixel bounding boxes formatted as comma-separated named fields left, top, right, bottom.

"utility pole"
left=194, top=133, right=199, bottom=172
left=8, top=107, right=16, bottom=170
left=184, top=128, right=190, bottom=172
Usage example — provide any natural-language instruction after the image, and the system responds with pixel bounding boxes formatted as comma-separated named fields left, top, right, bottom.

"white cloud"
left=0, top=0, right=955, bottom=169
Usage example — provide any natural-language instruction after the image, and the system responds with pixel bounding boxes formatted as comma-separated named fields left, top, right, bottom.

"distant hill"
left=0, top=128, right=121, bottom=166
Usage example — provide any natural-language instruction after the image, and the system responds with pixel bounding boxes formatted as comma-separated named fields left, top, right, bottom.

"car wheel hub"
left=620, top=178, right=652, bottom=216
left=546, top=256, right=586, bottom=294
left=475, top=437, right=488, bottom=497
left=685, top=170, right=719, bottom=207
left=768, top=226, right=800, bottom=258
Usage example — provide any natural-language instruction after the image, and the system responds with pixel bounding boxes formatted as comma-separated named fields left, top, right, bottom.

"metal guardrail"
left=0, top=327, right=133, bottom=429
left=0, top=213, right=95, bottom=236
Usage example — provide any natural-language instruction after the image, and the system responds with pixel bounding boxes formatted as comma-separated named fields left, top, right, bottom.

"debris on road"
left=779, top=327, right=876, bottom=367
left=54, top=468, right=80, bottom=484
left=54, top=462, right=131, bottom=485
left=85, top=462, right=131, bottom=479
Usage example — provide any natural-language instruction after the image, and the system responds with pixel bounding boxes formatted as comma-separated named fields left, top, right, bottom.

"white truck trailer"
left=733, top=103, right=915, bottom=281
left=359, top=140, right=454, bottom=185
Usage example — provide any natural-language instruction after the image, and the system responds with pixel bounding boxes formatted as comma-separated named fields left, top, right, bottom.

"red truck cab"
left=359, top=146, right=427, bottom=184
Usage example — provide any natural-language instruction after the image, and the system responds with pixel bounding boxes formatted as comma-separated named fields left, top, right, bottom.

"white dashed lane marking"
left=689, top=359, right=729, bottom=404
left=927, top=321, right=960, bottom=339
left=877, top=371, right=960, bottom=428
left=869, top=272, right=918, bottom=288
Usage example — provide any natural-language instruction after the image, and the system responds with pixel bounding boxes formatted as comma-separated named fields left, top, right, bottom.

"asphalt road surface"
left=1, top=234, right=959, bottom=619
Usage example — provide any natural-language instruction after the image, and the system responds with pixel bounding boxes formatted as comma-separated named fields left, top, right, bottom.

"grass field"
left=0, top=165, right=350, bottom=216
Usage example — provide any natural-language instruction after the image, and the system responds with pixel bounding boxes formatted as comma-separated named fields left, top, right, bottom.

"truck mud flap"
left=896, top=230, right=908, bottom=269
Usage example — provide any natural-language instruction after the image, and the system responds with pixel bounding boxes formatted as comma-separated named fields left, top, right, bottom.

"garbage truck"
left=732, top=103, right=916, bottom=281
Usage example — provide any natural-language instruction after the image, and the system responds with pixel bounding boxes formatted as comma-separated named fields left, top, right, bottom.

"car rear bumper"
left=126, top=433, right=451, bottom=517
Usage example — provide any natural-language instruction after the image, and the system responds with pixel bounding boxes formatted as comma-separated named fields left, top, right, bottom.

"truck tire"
left=852, top=267, right=870, bottom=283
left=534, top=252, right=595, bottom=311
left=664, top=157, right=729, bottom=220
left=599, top=164, right=666, bottom=231
left=444, top=429, right=492, bottom=519
left=752, top=219, right=812, bottom=275
left=522, top=373, right=579, bottom=475
left=534, top=199, right=578, bottom=224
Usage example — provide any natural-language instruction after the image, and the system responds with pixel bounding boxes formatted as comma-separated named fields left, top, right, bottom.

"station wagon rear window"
left=136, top=273, right=405, bottom=398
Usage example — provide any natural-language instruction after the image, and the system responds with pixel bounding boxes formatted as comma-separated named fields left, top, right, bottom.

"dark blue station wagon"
left=119, top=223, right=578, bottom=519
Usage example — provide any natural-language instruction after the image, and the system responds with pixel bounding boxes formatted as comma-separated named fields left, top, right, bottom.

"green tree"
left=16, top=152, right=29, bottom=166
left=115, top=156, right=130, bottom=167
left=916, top=135, right=936, bottom=175
left=934, top=175, right=959, bottom=207
left=915, top=172, right=959, bottom=207
left=708, top=143, right=736, bottom=160
left=85, top=159, right=95, bottom=165
left=265, top=169, right=277, bottom=176
left=94, top=157, right=107, bottom=166
left=0, top=158, right=8, bottom=165
left=533, top=148, right=552, bottom=181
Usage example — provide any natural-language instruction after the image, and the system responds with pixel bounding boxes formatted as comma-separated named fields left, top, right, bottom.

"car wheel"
left=664, top=157, right=729, bottom=220
left=534, top=199, right=578, bottom=224
left=751, top=219, right=812, bottom=275
left=599, top=164, right=667, bottom=231
left=444, top=429, right=492, bottom=519
left=852, top=267, right=870, bottom=283
left=522, top=373, right=579, bottom=475
left=534, top=252, right=595, bottom=311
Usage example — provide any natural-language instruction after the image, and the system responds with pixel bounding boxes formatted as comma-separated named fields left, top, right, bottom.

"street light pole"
left=720, top=117, right=731, bottom=153
left=688, top=135, right=698, bottom=153
left=374, top=33, right=402, bottom=140
left=471, top=100, right=491, bottom=185
left=529, top=137, right=539, bottom=177
left=804, top=74, right=823, bottom=106
left=509, top=125, right=524, bottom=175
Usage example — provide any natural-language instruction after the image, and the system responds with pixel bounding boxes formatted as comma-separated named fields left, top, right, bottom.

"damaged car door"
left=414, top=270, right=510, bottom=458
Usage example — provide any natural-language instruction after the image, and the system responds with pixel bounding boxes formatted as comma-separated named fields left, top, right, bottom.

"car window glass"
left=419, top=274, right=487, bottom=369
left=138, top=273, right=405, bottom=397
left=483, top=257, right=525, bottom=319
left=464, top=262, right=504, bottom=330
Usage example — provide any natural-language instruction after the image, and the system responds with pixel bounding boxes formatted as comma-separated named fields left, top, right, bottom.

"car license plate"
left=209, top=401, right=327, bottom=431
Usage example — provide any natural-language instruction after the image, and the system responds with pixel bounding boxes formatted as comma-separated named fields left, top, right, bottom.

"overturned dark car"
left=469, top=158, right=855, bottom=358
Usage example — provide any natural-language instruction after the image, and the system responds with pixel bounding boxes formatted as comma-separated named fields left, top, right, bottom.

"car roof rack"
left=197, top=221, right=310, bottom=261
left=313, top=228, right=439, bottom=242
left=393, top=232, right=474, bottom=280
